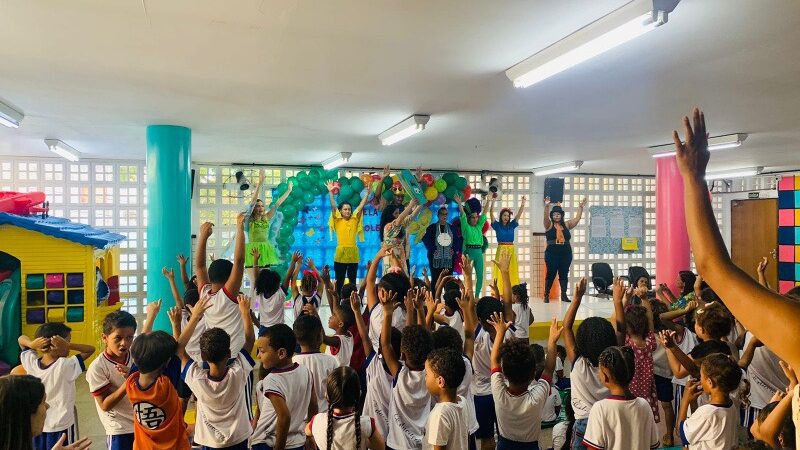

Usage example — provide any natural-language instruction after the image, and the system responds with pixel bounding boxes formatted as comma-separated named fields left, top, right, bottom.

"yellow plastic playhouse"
left=0, top=211, right=125, bottom=369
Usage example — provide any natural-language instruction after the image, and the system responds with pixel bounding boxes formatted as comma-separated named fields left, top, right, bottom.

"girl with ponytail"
left=306, top=366, right=386, bottom=450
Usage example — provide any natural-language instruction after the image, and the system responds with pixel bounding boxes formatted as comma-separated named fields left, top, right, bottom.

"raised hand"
left=461, top=254, right=474, bottom=275
left=673, top=107, right=709, bottom=180
left=424, top=290, right=437, bottom=314
left=757, top=257, right=769, bottom=274
left=574, top=277, right=587, bottom=299
left=549, top=317, right=564, bottom=344
left=349, top=291, right=361, bottom=313
left=326, top=181, right=335, bottom=192
left=684, top=379, right=703, bottom=403
left=658, top=330, right=677, bottom=349
left=161, top=267, right=175, bottom=280
left=50, top=335, right=69, bottom=354
left=177, top=254, right=188, bottom=266
left=238, top=294, right=251, bottom=315
left=489, top=278, right=500, bottom=298
left=250, top=247, right=261, bottom=263
left=236, top=212, right=246, bottom=228
left=544, top=196, right=551, bottom=206
left=199, top=222, right=214, bottom=239
left=167, top=306, right=182, bottom=327
left=453, top=193, right=463, bottom=204
left=487, top=312, right=511, bottom=336
left=612, top=277, right=625, bottom=304
left=379, top=289, right=398, bottom=312
left=634, top=285, right=649, bottom=299
left=779, top=360, right=798, bottom=392
left=187, top=296, right=212, bottom=320
left=493, top=251, right=511, bottom=272
left=321, top=265, right=331, bottom=283
left=579, top=197, right=588, bottom=208
left=146, top=299, right=163, bottom=318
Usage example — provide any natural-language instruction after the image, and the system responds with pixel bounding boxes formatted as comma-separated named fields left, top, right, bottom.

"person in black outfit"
left=422, top=206, right=460, bottom=285
left=543, top=196, right=587, bottom=302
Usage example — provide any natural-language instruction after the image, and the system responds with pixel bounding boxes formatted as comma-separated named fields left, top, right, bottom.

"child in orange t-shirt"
left=126, top=330, right=190, bottom=450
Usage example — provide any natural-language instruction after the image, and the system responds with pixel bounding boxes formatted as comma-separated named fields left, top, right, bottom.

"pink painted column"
left=655, top=156, right=690, bottom=294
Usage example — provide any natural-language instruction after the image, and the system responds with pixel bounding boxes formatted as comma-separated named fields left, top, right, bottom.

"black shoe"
left=561, top=293, right=571, bottom=303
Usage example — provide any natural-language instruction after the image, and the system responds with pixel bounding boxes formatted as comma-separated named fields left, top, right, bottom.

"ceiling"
left=1, top=0, right=799, bottom=174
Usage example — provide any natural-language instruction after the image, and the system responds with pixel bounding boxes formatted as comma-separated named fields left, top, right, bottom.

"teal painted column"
left=146, top=125, right=191, bottom=331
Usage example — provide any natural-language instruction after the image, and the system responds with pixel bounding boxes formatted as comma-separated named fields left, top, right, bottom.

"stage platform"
left=527, top=295, right=615, bottom=341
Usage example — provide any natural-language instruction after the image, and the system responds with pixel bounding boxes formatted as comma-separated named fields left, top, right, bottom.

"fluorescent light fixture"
left=44, top=139, right=81, bottom=162
left=704, top=166, right=763, bottom=181
left=649, top=133, right=748, bottom=158
left=506, top=0, right=679, bottom=88
left=378, top=115, right=430, bottom=146
left=0, top=100, right=23, bottom=128
left=533, top=160, right=584, bottom=176
left=322, top=152, right=352, bottom=170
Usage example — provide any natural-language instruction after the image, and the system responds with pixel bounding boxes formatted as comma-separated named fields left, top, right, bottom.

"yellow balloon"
left=424, top=186, right=438, bottom=201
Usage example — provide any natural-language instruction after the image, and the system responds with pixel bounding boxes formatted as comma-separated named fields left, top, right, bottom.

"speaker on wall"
left=544, top=178, right=565, bottom=203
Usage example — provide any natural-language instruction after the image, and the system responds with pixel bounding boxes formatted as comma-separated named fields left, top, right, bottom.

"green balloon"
left=296, top=171, right=309, bottom=181
left=274, top=182, right=288, bottom=195
left=287, top=176, right=298, bottom=186
left=350, top=177, right=365, bottom=191
left=312, top=183, right=325, bottom=196
left=281, top=204, right=297, bottom=218
left=444, top=186, right=458, bottom=200
left=285, top=215, right=298, bottom=227
left=302, top=191, right=315, bottom=204
left=280, top=222, right=294, bottom=236
left=293, top=198, right=305, bottom=210
left=299, top=178, right=312, bottom=191
left=443, top=172, right=457, bottom=184
left=326, top=169, right=339, bottom=181
left=285, top=235, right=295, bottom=247
left=383, top=177, right=393, bottom=188
left=349, top=194, right=361, bottom=207
left=339, top=185, right=353, bottom=200
left=453, top=176, right=467, bottom=190
left=382, top=189, right=394, bottom=201
left=309, top=168, right=321, bottom=180
left=434, top=179, right=447, bottom=192
left=338, top=176, right=349, bottom=187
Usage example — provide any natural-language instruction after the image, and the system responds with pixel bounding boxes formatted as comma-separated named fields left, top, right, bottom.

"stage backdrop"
left=588, top=205, right=645, bottom=254
left=778, top=175, right=800, bottom=293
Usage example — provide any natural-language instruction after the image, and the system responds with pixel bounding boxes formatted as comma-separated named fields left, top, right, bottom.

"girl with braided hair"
left=306, top=366, right=386, bottom=450
left=582, top=346, right=660, bottom=450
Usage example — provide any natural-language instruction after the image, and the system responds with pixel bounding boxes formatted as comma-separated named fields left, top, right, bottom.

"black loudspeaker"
left=544, top=178, right=565, bottom=203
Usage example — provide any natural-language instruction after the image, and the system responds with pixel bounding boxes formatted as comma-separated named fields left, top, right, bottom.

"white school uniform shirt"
left=679, top=402, right=739, bottom=450
left=251, top=363, right=313, bottom=448
left=553, top=357, right=564, bottom=385
left=552, top=421, right=569, bottom=450
left=438, top=311, right=465, bottom=343
left=20, top=349, right=85, bottom=432
left=570, top=357, right=610, bottom=420
left=294, top=352, right=339, bottom=412
left=583, top=396, right=660, bottom=450
left=309, top=412, right=376, bottom=450
left=293, top=292, right=321, bottom=319
left=254, top=286, right=287, bottom=327
left=200, top=284, right=245, bottom=354
left=458, top=356, right=479, bottom=434
left=362, top=352, right=394, bottom=439
left=368, top=304, right=406, bottom=353
left=183, top=349, right=255, bottom=448
left=386, top=365, right=432, bottom=450
left=743, top=332, right=787, bottom=410
left=672, top=330, right=698, bottom=386
left=87, top=352, right=135, bottom=435
left=471, top=327, right=513, bottom=396
left=491, top=370, right=551, bottom=443
left=423, top=397, right=469, bottom=450
left=652, top=342, right=673, bottom=379
left=511, top=303, right=531, bottom=340
left=542, top=385, right=562, bottom=422
left=325, top=332, right=354, bottom=368
left=181, top=310, right=206, bottom=362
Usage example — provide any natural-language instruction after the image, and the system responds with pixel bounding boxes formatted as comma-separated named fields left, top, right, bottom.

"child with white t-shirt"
left=19, top=324, right=96, bottom=450
left=194, top=218, right=246, bottom=355
left=306, top=366, right=386, bottom=450
left=561, top=278, right=616, bottom=449
left=489, top=313, right=560, bottom=449
left=430, top=288, right=465, bottom=342
left=380, top=291, right=435, bottom=450
left=510, top=283, right=533, bottom=340
left=320, top=268, right=356, bottom=367
left=293, top=314, right=340, bottom=411
left=582, top=346, right=660, bottom=450
left=86, top=310, right=138, bottom=450
left=177, top=294, right=256, bottom=450
left=679, top=353, right=743, bottom=449
left=250, top=248, right=294, bottom=332
left=251, top=323, right=318, bottom=450
left=424, top=348, right=468, bottom=450
left=290, top=256, right=323, bottom=319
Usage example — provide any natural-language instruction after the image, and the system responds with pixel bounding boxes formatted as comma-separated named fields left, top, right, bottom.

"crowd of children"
left=3, top=108, right=800, bottom=450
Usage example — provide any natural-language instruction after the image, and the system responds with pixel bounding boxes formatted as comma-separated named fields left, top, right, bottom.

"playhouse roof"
left=0, top=212, right=125, bottom=249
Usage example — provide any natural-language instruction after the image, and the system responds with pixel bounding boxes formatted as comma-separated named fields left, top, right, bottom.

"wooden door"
left=731, top=198, right=778, bottom=286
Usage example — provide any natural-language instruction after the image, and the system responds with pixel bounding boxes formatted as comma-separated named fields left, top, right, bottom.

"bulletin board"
left=588, top=206, right=645, bottom=254
left=777, top=175, right=800, bottom=294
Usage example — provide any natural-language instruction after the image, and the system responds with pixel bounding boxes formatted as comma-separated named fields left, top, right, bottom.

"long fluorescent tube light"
left=0, top=100, right=23, bottom=128
left=533, top=160, right=584, bottom=176
left=378, top=115, right=430, bottom=146
left=45, top=139, right=81, bottom=162
left=704, top=166, right=763, bottom=181
left=506, top=0, right=679, bottom=88
left=649, top=133, right=748, bottom=158
left=322, top=152, right=352, bottom=170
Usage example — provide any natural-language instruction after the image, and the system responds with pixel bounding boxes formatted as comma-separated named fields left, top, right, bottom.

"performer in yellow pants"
left=489, top=196, right=526, bottom=294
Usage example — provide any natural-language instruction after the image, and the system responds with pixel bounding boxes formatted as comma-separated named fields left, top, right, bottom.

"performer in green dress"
left=245, top=171, right=293, bottom=278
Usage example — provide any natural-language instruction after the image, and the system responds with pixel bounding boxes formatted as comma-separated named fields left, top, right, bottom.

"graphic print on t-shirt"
left=134, top=402, right=166, bottom=429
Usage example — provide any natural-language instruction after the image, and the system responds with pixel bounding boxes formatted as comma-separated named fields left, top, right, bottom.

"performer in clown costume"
left=454, top=193, right=490, bottom=296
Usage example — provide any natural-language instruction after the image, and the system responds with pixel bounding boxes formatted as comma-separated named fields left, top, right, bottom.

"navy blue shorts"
left=107, top=433, right=134, bottom=450
left=654, top=374, right=674, bottom=402
left=473, top=394, right=497, bottom=439
left=200, top=440, right=249, bottom=450
left=497, top=436, right=540, bottom=450
left=33, top=426, right=76, bottom=450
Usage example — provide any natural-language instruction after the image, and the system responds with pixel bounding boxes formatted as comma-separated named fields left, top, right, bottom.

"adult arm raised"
left=566, top=198, right=587, bottom=229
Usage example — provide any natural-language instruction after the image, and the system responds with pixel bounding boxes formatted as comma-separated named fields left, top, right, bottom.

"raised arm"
left=326, top=181, right=338, bottom=211
left=543, top=197, right=552, bottom=230
left=354, top=183, right=372, bottom=217
left=543, top=317, right=564, bottom=379
left=488, top=312, right=512, bottom=370
left=756, top=257, right=770, bottom=289
left=366, top=245, right=389, bottom=310
left=349, top=291, right=373, bottom=356
left=488, top=196, right=496, bottom=223
left=566, top=198, right=587, bottom=229
left=738, top=335, right=761, bottom=369
left=611, top=278, right=626, bottom=345
left=454, top=194, right=466, bottom=217
left=177, top=254, right=191, bottom=291
left=379, top=291, right=401, bottom=377
left=659, top=330, right=696, bottom=379
left=248, top=171, right=265, bottom=206
left=675, top=108, right=800, bottom=369
left=394, top=198, right=420, bottom=225
left=66, top=339, right=96, bottom=361
left=142, top=299, right=162, bottom=334
left=239, top=294, right=255, bottom=352
left=162, top=267, right=185, bottom=311
left=458, top=290, right=477, bottom=360
left=515, top=196, right=526, bottom=222
left=177, top=297, right=211, bottom=366
left=562, top=278, right=586, bottom=363
left=224, top=213, right=246, bottom=296
left=194, top=222, right=213, bottom=289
